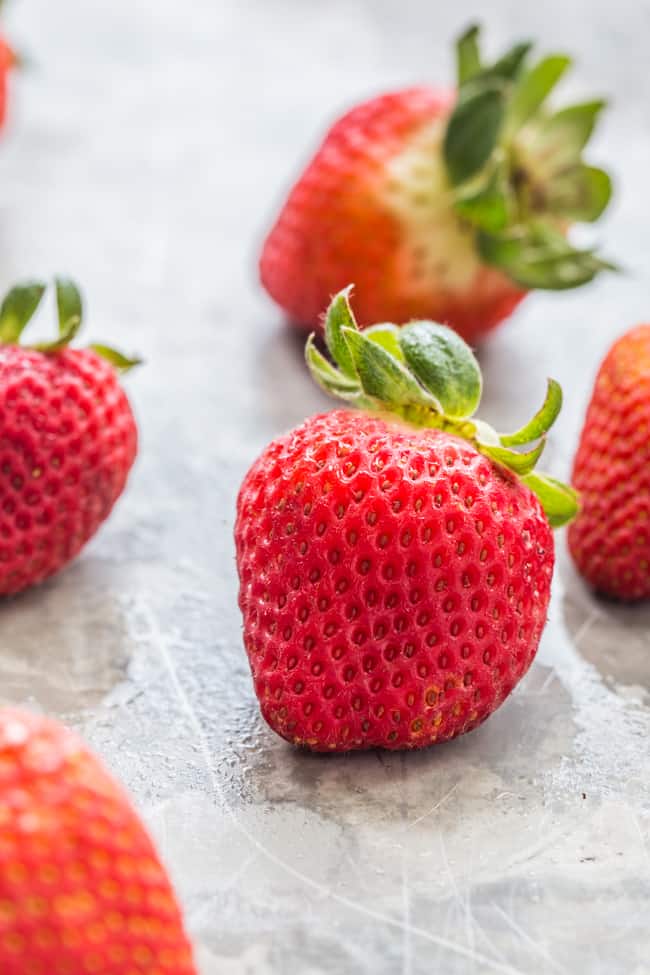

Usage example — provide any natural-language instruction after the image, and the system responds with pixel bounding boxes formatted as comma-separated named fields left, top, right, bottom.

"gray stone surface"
left=0, top=1, right=649, bottom=972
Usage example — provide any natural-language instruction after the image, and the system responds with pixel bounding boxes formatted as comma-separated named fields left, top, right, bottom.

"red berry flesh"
left=236, top=410, right=554, bottom=751
left=0, top=347, right=137, bottom=595
left=569, top=324, right=650, bottom=600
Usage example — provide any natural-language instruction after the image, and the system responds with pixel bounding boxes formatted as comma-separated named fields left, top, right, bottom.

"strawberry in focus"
left=569, top=325, right=650, bottom=600
left=0, top=278, right=139, bottom=596
left=235, top=289, right=577, bottom=751
left=0, top=707, right=196, bottom=974
left=260, top=25, right=614, bottom=343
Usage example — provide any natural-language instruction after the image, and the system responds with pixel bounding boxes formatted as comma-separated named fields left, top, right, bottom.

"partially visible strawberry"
left=0, top=34, right=14, bottom=127
left=0, top=278, right=139, bottom=596
left=260, top=24, right=614, bottom=343
left=569, top=325, right=650, bottom=600
left=0, top=707, right=197, bottom=974
left=235, top=289, right=577, bottom=751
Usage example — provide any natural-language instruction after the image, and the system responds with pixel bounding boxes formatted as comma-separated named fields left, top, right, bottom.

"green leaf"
left=399, top=321, right=482, bottom=419
left=500, top=379, right=562, bottom=446
left=478, top=224, right=615, bottom=290
left=546, top=164, right=612, bottom=222
left=505, top=55, right=571, bottom=134
left=480, top=438, right=546, bottom=476
left=324, top=287, right=358, bottom=379
left=454, top=165, right=511, bottom=233
left=0, top=281, right=46, bottom=343
left=444, top=85, right=506, bottom=186
left=362, top=323, right=405, bottom=361
left=55, top=277, right=83, bottom=339
left=341, top=327, right=436, bottom=409
left=522, top=472, right=579, bottom=527
left=456, top=24, right=482, bottom=86
left=89, top=344, right=142, bottom=373
left=479, top=41, right=532, bottom=85
left=529, top=100, right=606, bottom=173
left=305, top=334, right=361, bottom=401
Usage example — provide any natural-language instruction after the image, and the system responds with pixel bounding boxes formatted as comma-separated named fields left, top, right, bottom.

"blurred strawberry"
left=0, top=34, right=13, bottom=127
left=0, top=707, right=197, bottom=974
left=260, top=25, right=614, bottom=342
left=569, top=325, right=650, bottom=600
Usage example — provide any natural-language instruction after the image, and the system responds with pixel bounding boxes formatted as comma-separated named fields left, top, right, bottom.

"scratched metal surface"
left=0, top=1, right=649, bottom=972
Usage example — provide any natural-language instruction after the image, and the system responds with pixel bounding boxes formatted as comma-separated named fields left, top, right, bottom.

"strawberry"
left=569, top=325, right=650, bottom=600
left=0, top=34, right=13, bottom=128
left=235, top=289, right=577, bottom=751
left=0, top=707, right=196, bottom=974
left=0, top=278, right=139, bottom=596
left=260, top=24, right=614, bottom=343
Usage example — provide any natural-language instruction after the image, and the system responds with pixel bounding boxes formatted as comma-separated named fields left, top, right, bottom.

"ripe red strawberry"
left=569, top=325, right=650, bottom=600
left=0, top=34, right=14, bottom=128
left=0, top=278, right=139, bottom=596
left=0, top=708, right=196, bottom=974
left=235, top=289, right=577, bottom=750
left=260, top=25, right=614, bottom=343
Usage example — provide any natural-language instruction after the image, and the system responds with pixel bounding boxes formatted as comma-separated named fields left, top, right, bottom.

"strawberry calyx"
left=0, top=278, right=141, bottom=370
left=306, top=287, right=578, bottom=527
left=443, top=24, right=615, bottom=290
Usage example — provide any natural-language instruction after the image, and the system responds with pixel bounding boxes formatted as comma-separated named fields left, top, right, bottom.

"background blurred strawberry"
left=260, top=25, right=614, bottom=342
left=569, top=325, right=650, bottom=600
left=0, top=707, right=197, bottom=974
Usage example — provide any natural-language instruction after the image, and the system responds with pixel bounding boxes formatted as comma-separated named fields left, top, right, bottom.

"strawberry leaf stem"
left=307, top=288, right=577, bottom=527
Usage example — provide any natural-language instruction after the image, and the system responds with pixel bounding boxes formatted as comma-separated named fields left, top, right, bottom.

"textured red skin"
left=0, top=708, right=196, bottom=974
left=235, top=410, right=554, bottom=751
left=0, top=346, right=137, bottom=596
left=259, top=87, right=526, bottom=344
left=569, top=325, right=650, bottom=600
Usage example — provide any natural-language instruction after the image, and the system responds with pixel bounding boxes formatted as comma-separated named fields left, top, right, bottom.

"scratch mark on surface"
left=438, top=823, right=478, bottom=973
left=405, top=781, right=458, bottom=830
left=572, top=607, right=603, bottom=650
left=400, top=754, right=413, bottom=975
left=146, top=607, right=525, bottom=975
left=631, top=810, right=650, bottom=870
left=537, top=666, right=559, bottom=696
left=400, top=858, right=412, bottom=975
left=192, top=850, right=260, bottom=924
left=493, top=903, right=569, bottom=975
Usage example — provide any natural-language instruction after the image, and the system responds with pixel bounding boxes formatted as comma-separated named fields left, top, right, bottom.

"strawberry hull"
left=236, top=410, right=554, bottom=752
